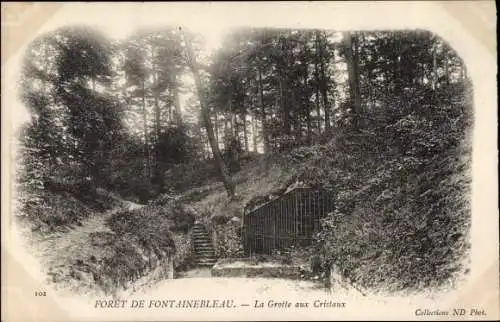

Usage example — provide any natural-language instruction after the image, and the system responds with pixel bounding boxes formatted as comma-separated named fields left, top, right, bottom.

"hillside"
left=15, top=26, right=473, bottom=298
left=168, top=128, right=472, bottom=295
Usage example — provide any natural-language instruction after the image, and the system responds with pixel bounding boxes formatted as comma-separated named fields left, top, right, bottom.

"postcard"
left=1, top=1, right=498, bottom=321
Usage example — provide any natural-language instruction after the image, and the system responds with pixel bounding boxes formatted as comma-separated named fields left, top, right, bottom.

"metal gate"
left=242, top=187, right=334, bottom=255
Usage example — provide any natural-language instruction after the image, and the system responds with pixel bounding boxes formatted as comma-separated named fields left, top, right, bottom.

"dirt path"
left=118, top=271, right=337, bottom=303
left=176, top=267, right=213, bottom=278
left=23, top=199, right=143, bottom=296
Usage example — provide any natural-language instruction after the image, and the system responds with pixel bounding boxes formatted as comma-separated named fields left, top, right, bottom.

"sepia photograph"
left=2, top=2, right=498, bottom=321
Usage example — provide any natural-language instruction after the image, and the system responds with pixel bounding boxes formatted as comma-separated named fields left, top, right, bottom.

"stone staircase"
left=192, top=223, right=217, bottom=267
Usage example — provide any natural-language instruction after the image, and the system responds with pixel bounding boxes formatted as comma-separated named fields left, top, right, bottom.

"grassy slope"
left=18, top=186, right=168, bottom=297
left=25, top=200, right=143, bottom=296
left=174, top=137, right=472, bottom=295
left=21, top=137, right=470, bottom=297
left=184, top=154, right=296, bottom=223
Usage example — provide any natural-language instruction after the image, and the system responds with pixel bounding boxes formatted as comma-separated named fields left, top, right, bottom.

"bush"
left=214, top=220, right=244, bottom=258
left=312, top=88, right=472, bottom=293
left=164, top=160, right=219, bottom=192
left=16, top=187, right=95, bottom=232
left=172, top=232, right=195, bottom=272
left=169, top=205, right=196, bottom=234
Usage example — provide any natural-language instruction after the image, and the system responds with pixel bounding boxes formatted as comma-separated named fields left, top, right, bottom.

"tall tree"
left=343, top=32, right=362, bottom=130
left=181, top=28, right=236, bottom=197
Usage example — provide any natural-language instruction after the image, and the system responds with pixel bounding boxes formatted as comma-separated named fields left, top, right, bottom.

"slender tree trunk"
left=173, top=71, right=183, bottom=125
left=343, top=32, right=362, bottom=130
left=432, top=46, right=438, bottom=90
left=243, top=113, right=249, bottom=152
left=168, top=89, right=173, bottom=123
left=317, top=31, right=331, bottom=131
left=214, top=112, right=219, bottom=146
left=257, top=61, right=268, bottom=153
left=280, top=75, right=290, bottom=135
left=152, top=46, right=161, bottom=144
left=224, top=113, right=230, bottom=149
left=182, top=29, right=235, bottom=197
left=142, top=79, right=150, bottom=178
left=252, top=112, right=258, bottom=152
left=242, top=79, right=249, bottom=152
left=227, top=95, right=236, bottom=139
left=314, top=37, right=322, bottom=134
left=443, top=50, right=450, bottom=85
left=304, top=70, right=312, bottom=144
left=301, top=36, right=312, bottom=144
left=234, top=114, right=240, bottom=146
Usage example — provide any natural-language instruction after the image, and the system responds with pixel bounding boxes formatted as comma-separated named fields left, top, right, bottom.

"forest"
left=16, top=26, right=472, bottom=294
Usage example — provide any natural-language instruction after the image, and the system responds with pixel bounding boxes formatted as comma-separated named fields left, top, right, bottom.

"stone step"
left=192, top=234, right=210, bottom=238
left=193, top=240, right=213, bottom=246
left=192, top=232, right=210, bottom=236
left=195, top=256, right=217, bottom=261
left=194, top=243, right=214, bottom=250
left=194, top=248, right=214, bottom=253
left=196, top=262, right=217, bottom=267
left=194, top=247, right=213, bottom=252
left=194, top=245, right=214, bottom=252
left=196, top=254, right=216, bottom=259
left=193, top=238, right=211, bottom=242
left=196, top=256, right=216, bottom=260
left=191, top=225, right=217, bottom=268
left=193, top=240, right=212, bottom=245
left=196, top=257, right=216, bottom=261
left=194, top=250, right=215, bottom=255
left=196, top=260, right=217, bottom=265
left=195, top=254, right=216, bottom=258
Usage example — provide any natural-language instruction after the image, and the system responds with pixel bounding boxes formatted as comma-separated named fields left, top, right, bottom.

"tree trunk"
left=280, top=75, right=290, bottom=135
left=234, top=114, right=240, bottom=146
left=252, top=112, right=258, bottom=152
left=443, top=49, right=450, bottom=85
left=317, top=31, right=331, bottom=131
left=173, top=72, right=183, bottom=125
left=243, top=113, right=249, bottom=152
left=314, top=37, right=322, bottom=134
left=304, top=69, right=312, bottom=144
left=242, top=78, right=249, bottom=152
left=214, top=112, right=219, bottom=146
left=152, top=45, right=161, bottom=144
left=257, top=61, right=268, bottom=153
left=224, top=113, right=230, bottom=149
left=432, top=46, right=438, bottom=90
left=142, top=79, right=150, bottom=178
left=343, top=32, right=362, bottom=130
left=182, top=29, right=235, bottom=197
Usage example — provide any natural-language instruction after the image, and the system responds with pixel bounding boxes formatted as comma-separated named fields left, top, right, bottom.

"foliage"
left=163, top=160, right=220, bottom=193
left=309, top=82, right=472, bottom=292
left=214, top=220, right=245, bottom=258
left=16, top=26, right=472, bottom=295
left=172, top=232, right=196, bottom=272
